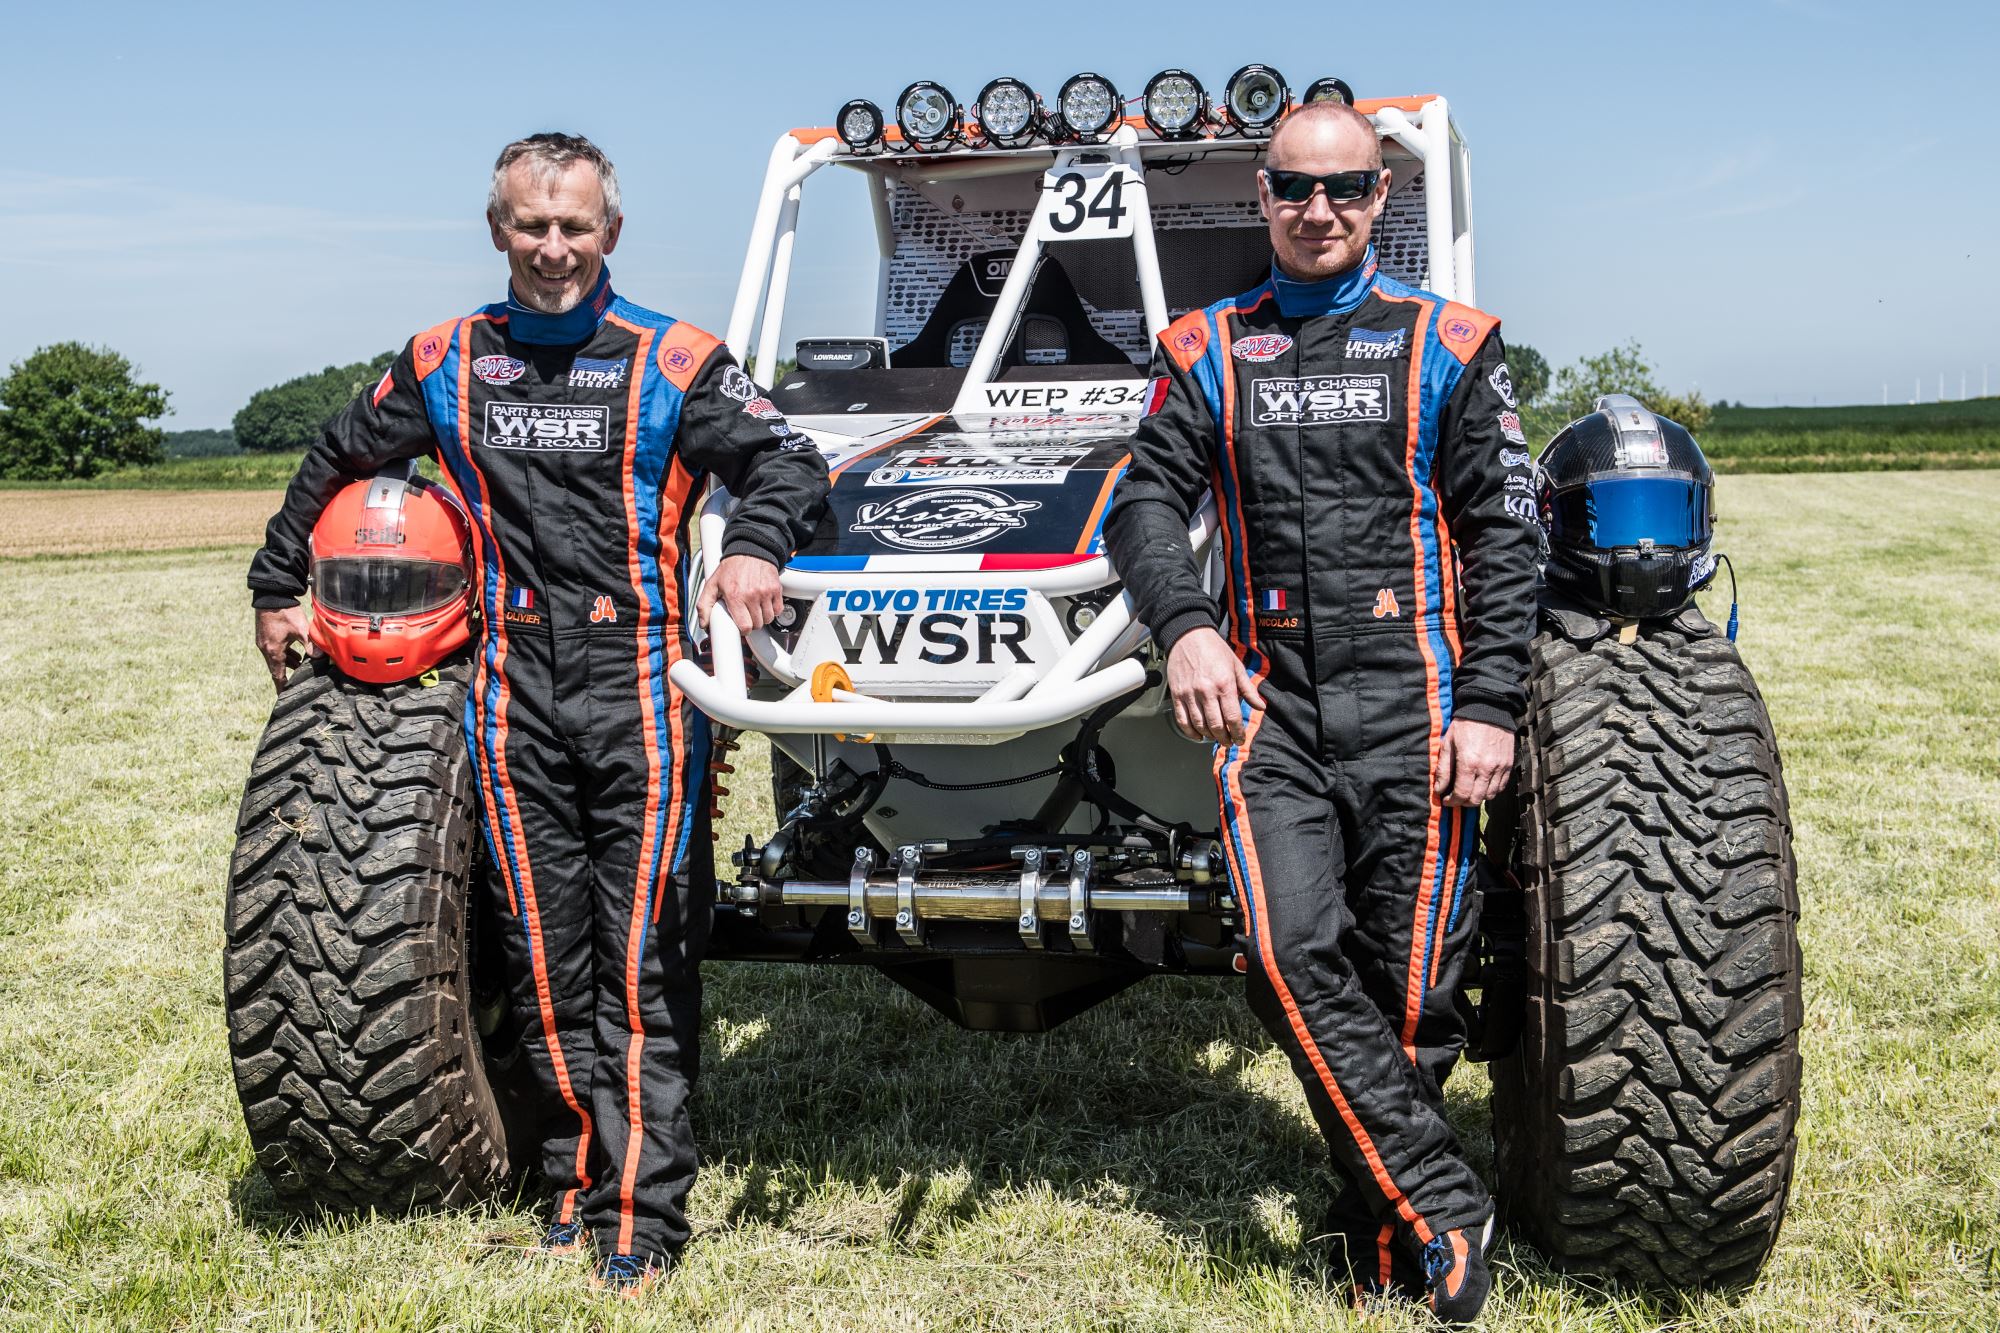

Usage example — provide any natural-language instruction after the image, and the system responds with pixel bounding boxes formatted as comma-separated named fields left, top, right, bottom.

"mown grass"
left=1, top=473, right=1997, bottom=1330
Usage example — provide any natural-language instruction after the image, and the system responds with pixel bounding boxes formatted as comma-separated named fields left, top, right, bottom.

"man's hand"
left=255, top=604, right=314, bottom=690
left=697, top=553, right=784, bottom=635
left=1435, top=718, right=1515, bottom=806
left=1165, top=627, right=1263, bottom=745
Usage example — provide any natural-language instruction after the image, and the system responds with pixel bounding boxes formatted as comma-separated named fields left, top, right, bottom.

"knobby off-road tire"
left=225, top=656, right=509, bottom=1211
left=1491, top=616, right=1803, bottom=1288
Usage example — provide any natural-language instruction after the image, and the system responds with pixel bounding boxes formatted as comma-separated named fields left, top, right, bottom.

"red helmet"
left=309, top=468, right=475, bottom=683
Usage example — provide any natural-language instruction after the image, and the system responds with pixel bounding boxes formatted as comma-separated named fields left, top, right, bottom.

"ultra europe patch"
left=483, top=403, right=610, bottom=451
left=568, top=356, right=628, bottom=390
left=1249, top=375, right=1392, bottom=427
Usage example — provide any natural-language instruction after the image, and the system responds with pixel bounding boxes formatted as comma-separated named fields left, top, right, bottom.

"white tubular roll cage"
left=668, top=98, right=1475, bottom=740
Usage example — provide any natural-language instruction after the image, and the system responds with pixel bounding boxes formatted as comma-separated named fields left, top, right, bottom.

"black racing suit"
left=248, top=270, right=828, bottom=1264
left=1105, top=249, right=1538, bottom=1284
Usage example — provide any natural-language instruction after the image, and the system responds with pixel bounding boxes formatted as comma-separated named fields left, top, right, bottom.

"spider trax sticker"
left=867, top=445, right=1091, bottom=487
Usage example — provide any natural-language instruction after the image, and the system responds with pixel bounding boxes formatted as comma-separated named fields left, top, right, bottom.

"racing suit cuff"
left=1153, top=608, right=1220, bottom=658
left=251, top=591, right=302, bottom=610
left=1450, top=698, right=1518, bottom=732
left=717, top=534, right=787, bottom=568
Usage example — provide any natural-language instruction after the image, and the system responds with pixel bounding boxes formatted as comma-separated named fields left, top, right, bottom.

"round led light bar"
left=1055, top=72, right=1121, bottom=143
left=836, top=98, right=885, bottom=152
left=1223, top=63, right=1289, bottom=134
left=1142, top=68, right=1207, bottom=139
left=896, top=80, right=961, bottom=149
left=975, top=76, right=1041, bottom=147
left=1303, top=77, right=1355, bottom=107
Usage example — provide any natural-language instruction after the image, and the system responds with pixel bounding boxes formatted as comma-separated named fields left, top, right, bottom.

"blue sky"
left=4, top=0, right=1996, bottom=427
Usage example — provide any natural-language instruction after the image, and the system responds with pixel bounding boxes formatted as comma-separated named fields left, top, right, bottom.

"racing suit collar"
left=1270, top=247, right=1379, bottom=319
left=503, top=267, right=615, bottom=345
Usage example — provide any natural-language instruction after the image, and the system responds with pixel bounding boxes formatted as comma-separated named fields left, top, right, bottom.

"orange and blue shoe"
left=1422, top=1216, right=1496, bottom=1326
left=593, top=1252, right=670, bottom=1296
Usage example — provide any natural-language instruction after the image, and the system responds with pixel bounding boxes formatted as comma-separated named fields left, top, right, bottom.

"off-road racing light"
left=1223, top=64, right=1289, bottom=134
left=836, top=99, right=885, bottom=152
left=896, top=80, right=961, bottom=149
left=1302, top=77, right=1355, bottom=107
left=1055, top=72, right=1121, bottom=143
left=974, top=77, right=1042, bottom=148
left=1142, top=69, right=1207, bottom=139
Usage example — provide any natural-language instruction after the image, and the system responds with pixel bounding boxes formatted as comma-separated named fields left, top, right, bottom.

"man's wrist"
left=1155, top=609, right=1220, bottom=658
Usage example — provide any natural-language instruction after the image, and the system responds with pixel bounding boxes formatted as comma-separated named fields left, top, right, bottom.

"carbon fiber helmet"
left=1537, top=394, right=1717, bottom=619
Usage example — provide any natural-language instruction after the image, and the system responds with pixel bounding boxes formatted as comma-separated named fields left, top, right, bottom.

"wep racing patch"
left=568, top=356, right=627, bottom=390
left=473, top=355, right=527, bottom=385
left=1231, top=333, right=1293, bottom=363
left=483, top=403, right=610, bottom=451
left=1249, top=375, right=1392, bottom=427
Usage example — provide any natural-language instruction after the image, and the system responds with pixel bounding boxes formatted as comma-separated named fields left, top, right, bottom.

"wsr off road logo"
left=1249, top=374, right=1391, bottom=426
left=483, top=403, right=609, bottom=451
left=851, top=487, right=1041, bottom=551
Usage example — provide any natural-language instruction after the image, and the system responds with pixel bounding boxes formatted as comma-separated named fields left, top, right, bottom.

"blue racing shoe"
left=593, top=1251, right=670, bottom=1295
left=1422, top=1215, right=1496, bottom=1326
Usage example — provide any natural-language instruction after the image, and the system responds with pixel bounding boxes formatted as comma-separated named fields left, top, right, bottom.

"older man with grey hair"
left=248, top=131, right=828, bottom=1292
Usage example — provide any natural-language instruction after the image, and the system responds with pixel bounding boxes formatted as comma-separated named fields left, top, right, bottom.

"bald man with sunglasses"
left=1106, top=102, right=1538, bottom=1325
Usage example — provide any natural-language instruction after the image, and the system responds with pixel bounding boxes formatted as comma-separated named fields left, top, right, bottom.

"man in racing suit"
left=247, top=134, right=828, bottom=1288
left=1104, top=102, right=1537, bottom=1324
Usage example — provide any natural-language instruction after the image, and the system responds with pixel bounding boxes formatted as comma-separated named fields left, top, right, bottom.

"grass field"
left=1, top=474, right=1996, bottom=1330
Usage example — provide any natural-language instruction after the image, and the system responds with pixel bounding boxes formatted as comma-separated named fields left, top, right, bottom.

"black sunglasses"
left=1262, top=168, right=1381, bottom=204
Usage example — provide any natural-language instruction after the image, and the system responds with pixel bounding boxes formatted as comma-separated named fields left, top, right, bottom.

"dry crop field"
left=0, top=474, right=1995, bottom=1331
left=0, top=490, right=282, bottom=558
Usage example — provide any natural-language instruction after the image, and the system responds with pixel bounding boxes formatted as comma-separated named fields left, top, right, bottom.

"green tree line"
left=2, top=337, right=1708, bottom=482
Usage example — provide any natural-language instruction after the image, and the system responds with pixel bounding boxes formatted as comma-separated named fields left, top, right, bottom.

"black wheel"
left=1491, top=614, right=1803, bottom=1288
left=224, top=656, right=511, bottom=1211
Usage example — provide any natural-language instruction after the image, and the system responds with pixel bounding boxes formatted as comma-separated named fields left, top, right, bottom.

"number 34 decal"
left=1039, top=163, right=1140, bottom=240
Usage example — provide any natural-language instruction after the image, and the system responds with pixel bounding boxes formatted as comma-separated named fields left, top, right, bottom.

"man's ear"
left=603, top=214, right=623, bottom=255
left=487, top=209, right=507, bottom=252
left=1255, top=170, right=1271, bottom=223
left=1370, top=168, right=1393, bottom=221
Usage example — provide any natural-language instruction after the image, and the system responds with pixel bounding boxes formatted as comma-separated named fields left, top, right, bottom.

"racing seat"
left=895, top=250, right=1132, bottom=369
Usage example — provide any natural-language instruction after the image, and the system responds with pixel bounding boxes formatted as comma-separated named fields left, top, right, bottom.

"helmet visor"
left=1548, top=477, right=1711, bottom=551
left=313, top=557, right=468, bottom=616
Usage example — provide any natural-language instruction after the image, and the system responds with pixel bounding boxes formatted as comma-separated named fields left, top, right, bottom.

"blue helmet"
left=1536, top=394, right=1717, bottom=619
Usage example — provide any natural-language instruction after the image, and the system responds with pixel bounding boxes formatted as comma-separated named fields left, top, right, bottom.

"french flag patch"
left=1144, top=377, right=1171, bottom=416
left=1259, top=589, right=1287, bottom=611
left=509, top=587, right=536, bottom=610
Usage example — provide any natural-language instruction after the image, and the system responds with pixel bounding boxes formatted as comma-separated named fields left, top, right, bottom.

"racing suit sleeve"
left=246, top=342, right=436, bottom=609
left=1434, top=332, right=1541, bottom=731
left=673, top=352, right=830, bottom=567
left=1103, top=344, right=1222, bottom=657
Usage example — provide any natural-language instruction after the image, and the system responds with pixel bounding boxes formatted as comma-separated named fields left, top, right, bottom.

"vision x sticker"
left=484, top=403, right=610, bottom=451
left=1249, top=375, right=1391, bottom=426
left=850, top=487, right=1042, bottom=551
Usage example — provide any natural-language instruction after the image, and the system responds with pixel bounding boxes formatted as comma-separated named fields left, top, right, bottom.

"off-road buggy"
left=226, top=72, right=1801, bottom=1289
